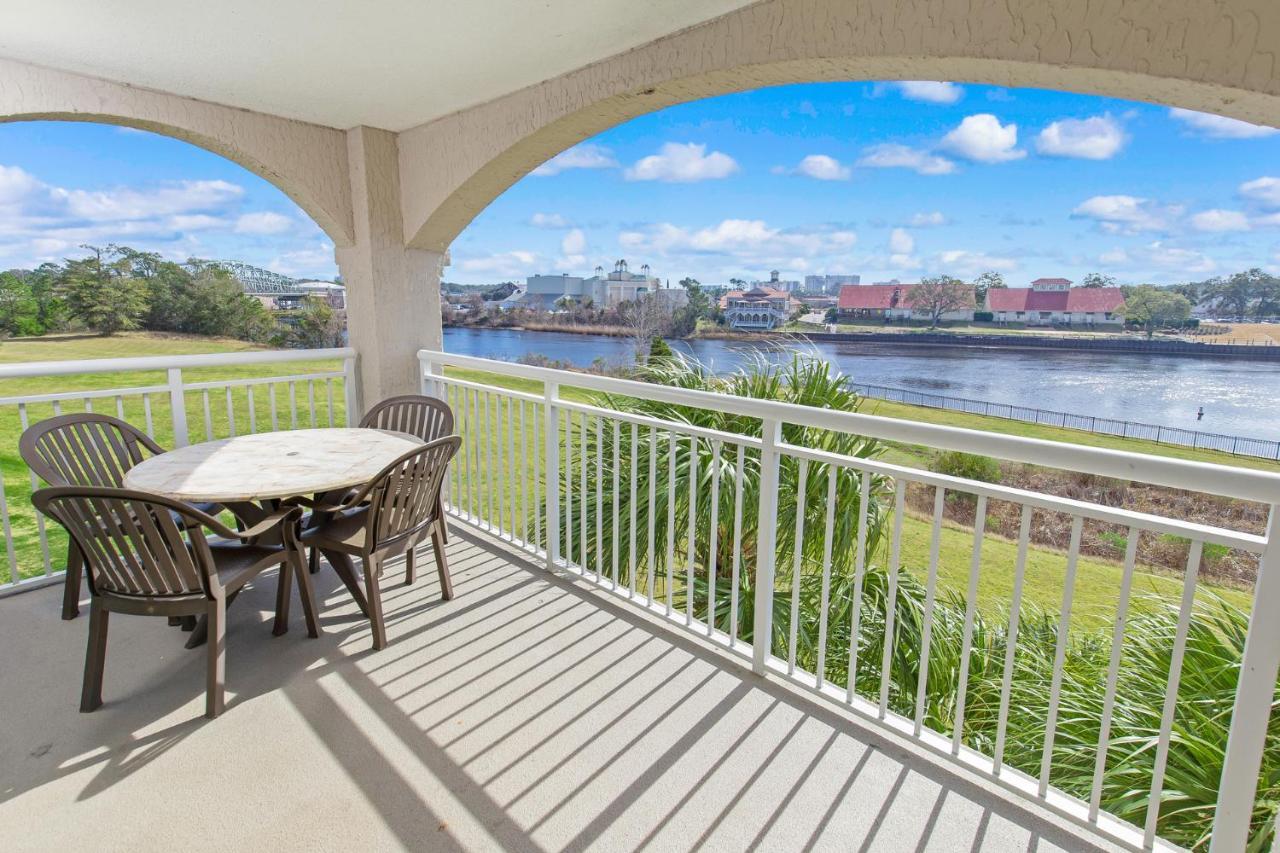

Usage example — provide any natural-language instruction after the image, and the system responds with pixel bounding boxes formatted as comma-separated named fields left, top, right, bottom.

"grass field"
left=0, top=333, right=1258, bottom=629
left=1194, top=321, right=1280, bottom=346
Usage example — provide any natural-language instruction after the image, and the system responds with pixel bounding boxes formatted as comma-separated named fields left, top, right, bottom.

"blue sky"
left=3, top=81, right=1279, bottom=285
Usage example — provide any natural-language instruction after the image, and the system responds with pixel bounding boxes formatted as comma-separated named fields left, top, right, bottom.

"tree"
left=912, top=275, right=973, bottom=327
left=287, top=295, right=343, bottom=348
left=1081, top=272, right=1116, bottom=288
left=972, top=270, right=1006, bottom=307
left=1122, top=285, right=1191, bottom=337
left=618, top=292, right=670, bottom=362
left=0, top=271, right=41, bottom=336
left=669, top=277, right=713, bottom=337
left=1204, top=268, right=1279, bottom=318
left=59, top=245, right=148, bottom=335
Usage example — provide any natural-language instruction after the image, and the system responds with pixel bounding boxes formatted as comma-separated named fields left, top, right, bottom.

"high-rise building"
left=804, top=274, right=861, bottom=295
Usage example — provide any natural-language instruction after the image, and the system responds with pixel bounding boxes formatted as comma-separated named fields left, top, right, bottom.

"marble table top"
left=123, top=428, right=425, bottom=502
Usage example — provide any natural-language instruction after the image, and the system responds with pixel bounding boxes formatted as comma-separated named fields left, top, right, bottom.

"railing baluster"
left=115, top=395, right=125, bottom=420
left=0, top=466, right=19, bottom=585
left=952, top=494, right=988, bottom=755
left=509, top=396, right=518, bottom=542
left=247, top=386, right=257, bottom=433
left=629, top=423, right=638, bottom=598
left=17, top=404, right=52, bottom=575
left=729, top=443, right=745, bottom=647
left=326, top=378, right=335, bottom=426
left=202, top=390, right=213, bottom=440
left=564, top=408, right=573, bottom=564
left=596, top=417, right=604, bottom=583
left=686, top=434, right=697, bottom=623
left=289, top=381, right=298, bottom=429
left=1090, top=527, right=1139, bottom=818
left=612, top=420, right=620, bottom=586
left=878, top=480, right=906, bottom=718
left=752, top=419, right=782, bottom=675
left=493, top=393, right=504, bottom=535
left=1039, top=515, right=1084, bottom=796
left=533, top=400, right=542, bottom=552
left=142, top=394, right=154, bottom=438
left=665, top=430, right=676, bottom=615
left=307, top=380, right=316, bottom=428
left=543, top=381, right=560, bottom=568
left=484, top=392, right=494, bottom=530
left=995, top=505, right=1033, bottom=774
left=847, top=470, right=871, bottom=704
left=519, top=399, right=529, bottom=545
left=788, top=458, right=809, bottom=675
left=914, top=486, right=946, bottom=735
left=83, top=397, right=92, bottom=413
left=646, top=427, right=657, bottom=604
left=1144, top=540, right=1203, bottom=847
left=580, top=412, right=589, bottom=574
left=225, top=386, right=236, bottom=437
left=269, top=383, right=278, bottom=431
left=816, top=464, right=838, bottom=687
left=707, top=440, right=721, bottom=637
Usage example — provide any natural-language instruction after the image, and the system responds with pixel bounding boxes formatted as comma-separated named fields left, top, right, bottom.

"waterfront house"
left=837, top=283, right=977, bottom=322
left=720, top=286, right=802, bottom=329
left=987, top=279, right=1125, bottom=327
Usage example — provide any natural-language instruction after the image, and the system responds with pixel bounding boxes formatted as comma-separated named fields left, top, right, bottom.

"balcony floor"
left=0, top=527, right=1120, bottom=852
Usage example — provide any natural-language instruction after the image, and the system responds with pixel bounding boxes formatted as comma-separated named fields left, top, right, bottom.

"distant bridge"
left=189, top=259, right=302, bottom=294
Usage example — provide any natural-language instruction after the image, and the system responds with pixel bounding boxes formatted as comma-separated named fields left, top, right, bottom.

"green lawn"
left=0, top=333, right=346, bottom=581
left=0, top=334, right=1256, bottom=629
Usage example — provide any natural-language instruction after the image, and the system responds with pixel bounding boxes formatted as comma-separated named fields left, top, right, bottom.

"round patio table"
left=125, top=428, right=425, bottom=634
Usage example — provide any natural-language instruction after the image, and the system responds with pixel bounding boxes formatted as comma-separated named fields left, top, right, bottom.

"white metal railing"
left=0, top=347, right=358, bottom=594
left=419, top=348, right=1280, bottom=853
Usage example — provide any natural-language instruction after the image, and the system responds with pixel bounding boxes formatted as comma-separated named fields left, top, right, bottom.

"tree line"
left=0, top=244, right=342, bottom=348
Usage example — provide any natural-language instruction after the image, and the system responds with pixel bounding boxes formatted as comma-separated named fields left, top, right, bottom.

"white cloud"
left=561, top=228, right=586, bottom=255
left=234, top=211, right=294, bottom=235
left=941, top=114, right=1025, bottom=163
left=896, top=81, right=963, bottom=104
left=624, top=142, right=739, bottom=183
left=1190, top=209, right=1250, bottom=233
left=56, top=179, right=244, bottom=221
left=1035, top=116, right=1126, bottom=160
left=857, top=144, right=955, bottom=176
left=529, top=212, right=570, bottom=229
left=1098, top=248, right=1130, bottom=265
left=619, top=219, right=856, bottom=266
left=267, top=242, right=336, bottom=278
left=888, top=228, right=914, bottom=254
left=1137, top=241, right=1217, bottom=274
left=1240, top=176, right=1280, bottom=208
left=936, top=250, right=1018, bottom=275
left=793, top=154, right=851, bottom=181
left=1169, top=108, right=1278, bottom=139
left=906, top=211, right=948, bottom=227
left=531, top=143, right=618, bottom=177
left=456, top=250, right=540, bottom=277
left=1072, top=195, right=1181, bottom=234
left=0, top=165, right=42, bottom=205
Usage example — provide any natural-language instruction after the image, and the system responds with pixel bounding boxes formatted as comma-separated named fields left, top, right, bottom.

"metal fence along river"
left=851, top=382, right=1280, bottom=460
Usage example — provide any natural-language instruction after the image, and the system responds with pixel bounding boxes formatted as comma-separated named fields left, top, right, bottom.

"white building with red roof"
left=986, top=278, right=1125, bottom=326
left=836, top=283, right=976, bottom=322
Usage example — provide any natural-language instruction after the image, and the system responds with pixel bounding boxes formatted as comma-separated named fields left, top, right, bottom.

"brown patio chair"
left=298, top=436, right=460, bottom=651
left=31, top=486, right=309, bottom=718
left=20, top=412, right=225, bottom=620
left=358, top=394, right=455, bottom=550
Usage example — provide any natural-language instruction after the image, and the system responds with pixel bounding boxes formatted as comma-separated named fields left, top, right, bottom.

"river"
left=441, top=327, right=1280, bottom=441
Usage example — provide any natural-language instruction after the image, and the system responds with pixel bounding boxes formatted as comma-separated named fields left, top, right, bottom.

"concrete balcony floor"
left=0, top=528, right=1121, bottom=852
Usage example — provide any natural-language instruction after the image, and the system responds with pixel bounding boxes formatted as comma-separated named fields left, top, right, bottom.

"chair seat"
left=207, top=540, right=288, bottom=592
left=301, top=507, right=369, bottom=548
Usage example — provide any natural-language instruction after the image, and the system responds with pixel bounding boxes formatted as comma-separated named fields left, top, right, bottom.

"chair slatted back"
left=365, top=437, right=460, bottom=551
left=20, top=413, right=163, bottom=489
left=359, top=395, right=454, bottom=444
left=32, top=488, right=216, bottom=599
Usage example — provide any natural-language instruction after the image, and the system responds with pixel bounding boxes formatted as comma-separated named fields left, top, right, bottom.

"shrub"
left=973, top=310, right=994, bottom=322
left=932, top=451, right=1001, bottom=484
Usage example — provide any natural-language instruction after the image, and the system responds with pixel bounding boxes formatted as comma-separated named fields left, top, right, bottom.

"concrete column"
left=336, top=126, right=442, bottom=413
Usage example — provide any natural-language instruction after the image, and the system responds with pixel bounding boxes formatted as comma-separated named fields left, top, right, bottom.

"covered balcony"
left=3, top=1, right=1280, bottom=850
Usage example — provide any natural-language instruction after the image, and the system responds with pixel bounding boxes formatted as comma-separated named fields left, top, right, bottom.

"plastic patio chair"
left=31, top=486, right=308, bottom=719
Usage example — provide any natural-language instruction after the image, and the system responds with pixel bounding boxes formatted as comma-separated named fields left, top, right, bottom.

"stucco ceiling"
left=0, top=0, right=755, bottom=131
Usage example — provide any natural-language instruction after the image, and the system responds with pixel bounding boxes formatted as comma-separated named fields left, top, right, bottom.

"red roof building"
left=837, top=283, right=976, bottom=321
left=986, top=285, right=1124, bottom=326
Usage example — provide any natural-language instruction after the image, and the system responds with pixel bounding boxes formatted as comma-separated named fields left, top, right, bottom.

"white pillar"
left=335, top=126, right=443, bottom=412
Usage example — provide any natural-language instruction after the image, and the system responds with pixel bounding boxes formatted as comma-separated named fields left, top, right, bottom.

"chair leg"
left=206, top=599, right=226, bottom=719
left=363, top=557, right=387, bottom=651
left=404, top=547, right=416, bottom=586
left=80, top=599, right=108, bottom=712
left=293, top=549, right=321, bottom=638
left=432, top=527, right=454, bottom=601
left=435, top=499, right=449, bottom=545
left=308, top=545, right=320, bottom=575
left=62, top=544, right=83, bottom=620
left=273, top=556, right=293, bottom=636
